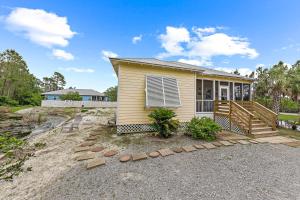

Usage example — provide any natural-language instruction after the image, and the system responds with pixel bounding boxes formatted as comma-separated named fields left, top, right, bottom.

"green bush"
left=60, top=92, right=82, bottom=101
left=280, top=97, right=299, bottom=113
left=148, top=108, right=179, bottom=138
left=0, top=134, right=24, bottom=153
left=186, top=117, right=221, bottom=141
left=0, top=96, right=18, bottom=106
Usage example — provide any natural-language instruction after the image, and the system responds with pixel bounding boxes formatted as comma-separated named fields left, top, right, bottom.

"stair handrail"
left=231, top=101, right=255, bottom=117
left=253, top=101, right=277, bottom=130
left=230, top=101, right=254, bottom=134
left=253, top=101, right=277, bottom=116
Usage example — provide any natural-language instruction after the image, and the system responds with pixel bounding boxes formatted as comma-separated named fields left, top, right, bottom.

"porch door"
left=219, top=86, right=229, bottom=100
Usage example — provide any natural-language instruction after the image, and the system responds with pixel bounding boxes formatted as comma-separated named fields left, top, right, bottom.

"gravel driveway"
left=41, top=143, right=300, bottom=200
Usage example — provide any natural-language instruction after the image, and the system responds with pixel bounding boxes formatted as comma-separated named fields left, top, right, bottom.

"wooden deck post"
left=229, top=101, right=232, bottom=131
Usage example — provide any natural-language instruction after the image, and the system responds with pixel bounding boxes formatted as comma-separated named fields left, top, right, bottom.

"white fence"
left=41, top=100, right=117, bottom=108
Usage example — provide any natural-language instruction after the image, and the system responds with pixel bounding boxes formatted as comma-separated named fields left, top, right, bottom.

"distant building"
left=42, top=89, right=108, bottom=101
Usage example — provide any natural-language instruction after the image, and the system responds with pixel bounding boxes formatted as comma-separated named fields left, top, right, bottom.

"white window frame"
left=145, top=74, right=181, bottom=108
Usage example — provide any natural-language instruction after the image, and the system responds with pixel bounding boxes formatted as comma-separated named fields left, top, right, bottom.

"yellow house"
left=110, top=58, right=278, bottom=137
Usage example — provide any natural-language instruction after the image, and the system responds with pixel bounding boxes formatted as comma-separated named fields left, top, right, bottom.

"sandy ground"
left=0, top=108, right=116, bottom=200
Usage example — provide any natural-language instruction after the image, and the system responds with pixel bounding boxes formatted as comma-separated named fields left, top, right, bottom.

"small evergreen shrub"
left=186, top=117, right=221, bottom=141
left=148, top=108, right=179, bottom=138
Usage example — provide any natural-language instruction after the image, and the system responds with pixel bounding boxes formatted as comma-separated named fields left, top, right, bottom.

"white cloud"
left=60, top=67, right=95, bottom=73
left=5, top=7, right=76, bottom=48
left=101, top=50, right=118, bottom=62
left=52, top=49, right=74, bottom=61
left=178, top=58, right=212, bottom=66
left=132, top=35, right=142, bottom=44
left=158, top=26, right=190, bottom=58
left=158, top=26, right=258, bottom=65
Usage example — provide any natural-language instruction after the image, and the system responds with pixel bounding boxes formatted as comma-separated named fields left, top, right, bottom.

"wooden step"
left=251, top=123, right=266, bottom=128
left=250, top=130, right=279, bottom=138
left=252, top=127, right=273, bottom=133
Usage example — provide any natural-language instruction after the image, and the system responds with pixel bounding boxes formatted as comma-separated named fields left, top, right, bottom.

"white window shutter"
left=163, top=77, right=180, bottom=107
left=146, top=76, right=164, bottom=107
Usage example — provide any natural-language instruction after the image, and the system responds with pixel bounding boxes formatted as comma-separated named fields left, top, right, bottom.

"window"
left=243, top=84, right=250, bottom=101
left=146, top=75, right=180, bottom=107
left=234, top=83, right=242, bottom=100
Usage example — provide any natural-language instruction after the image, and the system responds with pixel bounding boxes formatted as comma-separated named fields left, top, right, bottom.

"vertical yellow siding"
left=117, top=63, right=196, bottom=125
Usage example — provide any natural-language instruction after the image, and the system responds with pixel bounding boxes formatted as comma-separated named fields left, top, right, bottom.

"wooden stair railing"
left=230, top=101, right=255, bottom=134
left=252, top=101, right=277, bottom=130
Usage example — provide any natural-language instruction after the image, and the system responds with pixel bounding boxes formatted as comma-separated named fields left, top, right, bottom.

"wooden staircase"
left=214, top=100, right=278, bottom=138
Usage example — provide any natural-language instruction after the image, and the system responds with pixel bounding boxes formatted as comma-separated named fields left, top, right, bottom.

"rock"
left=104, top=150, right=118, bottom=157
left=172, top=147, right=183, bottom=153
left=86, top=158, right=105, bottom=169
left=132, top=153, right=148, bottom=161
left=79, top=141, right=96, bottom=147
left=90, top=146, right=105, bottom=152
left=119, top=154, right=131, bottom=162
left=158, top=148, right=174, bottom=157
left=74, top=146, right=90, bottom=152
left=182, top=145, right=197, bottom=152
left=76, top=153, right=95, bottom=161
left=149, top=151, right=160, bottom=158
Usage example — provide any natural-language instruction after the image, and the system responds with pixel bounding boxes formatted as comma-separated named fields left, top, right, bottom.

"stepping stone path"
left=119, top=154, right=132, bottom=162
left=172, top=147, right=183, bottom=153
left=76, top=153, right=95, bottom=161
left=80, top=141, right=96, bottom=147
left=158, top=148, right=174, bottom=157
left=182, top=145, right=197, bottom=152
left=193, top=144, right=205, bottom=149
left=132, top=152, right=148, bottom=161
left=249, top=140, right=259, bottom=144
left=228, top=140, right=237, bottom=144
left=219, top=141, right=233, bottom=146
left=212, top=142, right=223, bottom=147
left=74, top=146, right=90, bottom=152
left=149, top=151, right=160, bottom=158
left=237, top=140, right=250, bottom=145
left=202, top=143, right=216, bottom=149
left=86, top=158, right=105, bottom=169
left=104, top=150, right=118, bottom=157
left=255, top=136, right=298, bottom=144
left=283, top=141, right=300, bottom=148
left=90, top=146, right=105, bottom=152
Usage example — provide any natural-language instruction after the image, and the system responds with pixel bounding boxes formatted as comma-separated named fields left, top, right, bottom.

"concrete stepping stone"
left=74, top=146, right=90, bottom=152
left=193, top=144, right=205, bottom=149
left=228, top=140, right=237, bottom=144
left=76, top=153, right=95, bottom=161
left=219, top=140, right=234, bottom=146
left=283, top=141, right=300, bottom=148
left=255, top=136, right=298, bottom=144
left=80, top=141, right=96, bottom=147
left=158, top=148, right=174, bottom=157
left=182, top=145, right=197, bottom=152
left=119, top=154, right=132, bottom=162
left=202, top=143, right=216, bottom=149
left=90, top=146, right=105, bottom=152
left=172, top=147, right=183, bottom=153
left=237, top=140, right=250, bottom=145
left=212, top=142, right=223, bottom=147
left=149, top=151, right=160, bottom=158
left=86, top=136, right=98, bottom=141
left=249, top=140, right=259, bottom=144
left=104, top=150, right=118, bottom=157
left=86, top=158, right=105, bottom=169
left=132, top=152, right=148, bottom=161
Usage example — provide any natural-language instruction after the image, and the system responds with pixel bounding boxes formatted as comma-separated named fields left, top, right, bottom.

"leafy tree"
left=233, top=69, right=240, bottom=75
left=42, top=72, right=66, bottom=92
left=287, top=60, right=300, bottom=101
left=104, top=86, right=117, bottom=101
left=60, top=92, right=82, bottom=101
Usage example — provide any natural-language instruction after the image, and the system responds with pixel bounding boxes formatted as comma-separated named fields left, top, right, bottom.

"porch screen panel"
left=203, top=80, right=213, bottom=112
left=234, top=83, right=242, bottom=100
left=243, top=84, right=250, bottom=101
left=215, top=81, right=219, bottom=100
left=196, top=79, right=202, bottom=112
left=230, top=82, right=233, bottom=100
left=146, top=76, right=164, bottom=107
left=163, top=77, right=180, bottom=107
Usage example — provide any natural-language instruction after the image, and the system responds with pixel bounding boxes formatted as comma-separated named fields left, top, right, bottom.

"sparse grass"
left=279, top=114, right=300, bottom=122
left=0, top=105, right=33, bottom=113
left=278, top=128, right=300, bottom=140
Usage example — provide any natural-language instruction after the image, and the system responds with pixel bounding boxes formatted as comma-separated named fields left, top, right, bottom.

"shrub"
left=148, top=108, right=179, bottom=138
left=280, top=97, right=299, bottom=113
left=0, top=134, right=24, bottom=153
left=0, top=96, right=18, bottom=106
left=60, top=92, right=82, bottom=101
left=186, top=117, right=221, bottom=141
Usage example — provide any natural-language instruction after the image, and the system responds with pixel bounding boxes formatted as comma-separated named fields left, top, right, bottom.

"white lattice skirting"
left=117, top=122, right=189, bottom=135
left=214, top=115, right=246, bottom=135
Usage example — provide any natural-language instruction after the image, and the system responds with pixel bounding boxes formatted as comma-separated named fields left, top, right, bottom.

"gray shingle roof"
left=110, top=58, right=253, bottom=81
left=42, top=89, right=105, bottom=96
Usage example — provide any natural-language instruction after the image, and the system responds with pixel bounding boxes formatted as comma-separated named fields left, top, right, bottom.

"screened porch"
left=196, top=79, right=251, bottom=113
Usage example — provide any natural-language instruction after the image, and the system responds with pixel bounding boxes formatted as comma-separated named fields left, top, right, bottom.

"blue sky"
left=0, top=0, right=300, bottom=92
